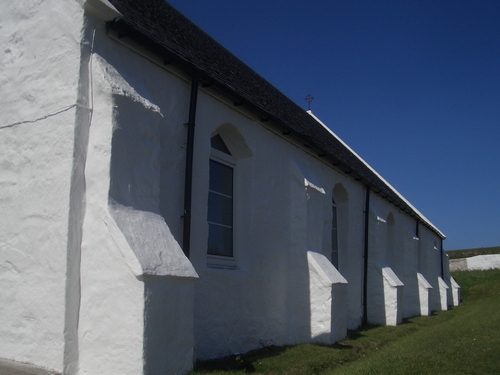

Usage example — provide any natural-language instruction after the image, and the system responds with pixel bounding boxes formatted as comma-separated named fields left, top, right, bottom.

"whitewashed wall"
left=415, top=226, right=446, bottom=312
left=366, top=194, right=401, bottom=325
left=0, top=0, right=454, bottom=372
left=0, top=0, right=83, bottom=372
left=74, top=14, right=198, bottom=375
left=180, top=86, right=367, bottom=358
left=182, top=76, right=453, bottom=355
left=364, top=192, right=449, bottom=324
left=450, top=254, right=500, bottom=271
left=334, top=178, right=366, bottom=330
left=1, top=1, right=200, bottom=373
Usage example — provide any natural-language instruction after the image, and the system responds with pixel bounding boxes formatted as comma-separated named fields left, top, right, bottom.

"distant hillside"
left=447, top=246, right=500, bottom=259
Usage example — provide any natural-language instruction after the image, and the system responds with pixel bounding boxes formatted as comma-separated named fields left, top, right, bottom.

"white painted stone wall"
left=1, top=0, right=458, bottom=372
left=185, top=88, right=373, bottom=359
left=74, top=14, right=199, bottom=375
left=450, top=276, right=461, bottom=306
left=336, top=180, right=366, bottom=330
left=168, top=77, right=455, bottom=355
left=191, top=92, right=318, bottom=358
left=366, top=195, right=403, bottom=326
left=437, top=277, right=449, bottom=311
left=0, top=0, right=83, bottom=372
left=367, top=262, right=404, bottom=326
left=449, top=254, right=500, bottom=271
left=307, top=251, right=348, bottom=344
left=417, top=272, right=433, bottom=316
left=1, top=1, right=200, bottom=373
left=416, top=230, right=448, bottom=312
left=389, top=214, right=410, bottom=318
left=184, top=83, right=453, bottom=357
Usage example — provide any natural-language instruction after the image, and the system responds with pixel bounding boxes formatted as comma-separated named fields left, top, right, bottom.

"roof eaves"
left=105, top=0, right=445, bottom=240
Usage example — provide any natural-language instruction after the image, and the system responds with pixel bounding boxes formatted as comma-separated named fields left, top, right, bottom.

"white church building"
left=0, top=0, right=460, bottom=374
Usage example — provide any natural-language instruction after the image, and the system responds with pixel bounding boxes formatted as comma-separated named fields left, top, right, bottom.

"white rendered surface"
left=444, top=253, right=500, bottom=273
left=76, top=23, right=198, bottom=374
left=0, top=0, right=456, bottom=372
left=438, top=277, right=450, bottom=311
left=367, top=262, right=404, bottom=326
left=417, top=272, right=433, bottom=316
left=450, top=276, right=461, bottom=307
left=0, top=0, right=83, bottom=372
left=307, top=111, right=445, bottom=239
left=307, top=251, right=348, bottom=344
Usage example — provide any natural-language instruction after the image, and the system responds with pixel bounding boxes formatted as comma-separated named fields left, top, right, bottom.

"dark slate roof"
left=106, top=0, right=444, bottom=238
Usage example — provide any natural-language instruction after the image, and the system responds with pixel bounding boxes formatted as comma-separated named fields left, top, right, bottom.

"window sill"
left=207, top=254, right=238, bottom=270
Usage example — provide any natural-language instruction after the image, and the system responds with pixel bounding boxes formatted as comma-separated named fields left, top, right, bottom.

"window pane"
left=209, top=160, right=233, bottom=196
left=210, top=134, right=231, bottom=155
left=208, top=159, right=233, bottom=258
left=207, top=191, right=233, bottom=226
left=208, top=223, right=233, bottom=257
left=332, top=204, right=338, bottom=268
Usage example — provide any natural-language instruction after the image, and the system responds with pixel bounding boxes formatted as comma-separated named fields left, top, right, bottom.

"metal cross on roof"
left=305, top=93, right=314, bottom=110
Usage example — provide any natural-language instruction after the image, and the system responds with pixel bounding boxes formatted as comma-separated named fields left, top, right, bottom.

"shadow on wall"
left=109, top=95, right=197, bottom=373
left=288, top=161, right=317, bottom=345
left=367, top=261, right=404, bottom=326
left=366, top=210, right=388, bottom=326
left=143, top=276, right=195, bottom=375
left=367, top=260, right=386, bottom=325
left=332, top=183, right=349, bottom=272
left=109, top=96, right=162, bottom=214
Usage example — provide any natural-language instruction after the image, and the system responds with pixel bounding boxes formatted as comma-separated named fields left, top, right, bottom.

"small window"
left=207, top=135, right=235, bottom=266
left=207, top=159, right=233, bottom=257
left=331, top=198, right=339, bottom=268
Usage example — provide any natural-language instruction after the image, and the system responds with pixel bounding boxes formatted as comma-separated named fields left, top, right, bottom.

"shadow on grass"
left=195, top=327, right=377, bottom=373
left=195, top=273, right=499, bottom=375
left=195, top=346, right=288, bottom=373
left=194, top=321, right=429, bottom=373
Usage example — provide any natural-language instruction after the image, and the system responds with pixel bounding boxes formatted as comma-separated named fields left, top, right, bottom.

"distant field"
left=447, top=246, right=500, bottom=259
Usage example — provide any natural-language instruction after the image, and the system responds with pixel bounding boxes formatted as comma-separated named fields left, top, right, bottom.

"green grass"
left=447, top=246, right=500, bottom=259
left=194, top=270, right=500, bottom=375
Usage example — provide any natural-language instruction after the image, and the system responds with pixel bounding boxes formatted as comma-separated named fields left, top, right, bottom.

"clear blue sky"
left=167, top=0, right=500, bottom=250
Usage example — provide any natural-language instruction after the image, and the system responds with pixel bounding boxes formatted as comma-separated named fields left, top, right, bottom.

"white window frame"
left=207, top=146, right=238, bottom=269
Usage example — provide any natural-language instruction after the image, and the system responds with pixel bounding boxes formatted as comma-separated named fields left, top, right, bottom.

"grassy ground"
left=194, top=270, right=500, bottom=375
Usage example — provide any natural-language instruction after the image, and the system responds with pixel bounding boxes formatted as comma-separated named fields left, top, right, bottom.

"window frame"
left=331, top=197, right=339, bottom=269
left=207, top=142, right=238, bottom=269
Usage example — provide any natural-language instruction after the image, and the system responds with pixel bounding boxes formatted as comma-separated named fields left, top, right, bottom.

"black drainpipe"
left=362, top=185, right=371, bottom=325
left=182, top=77, right=200, bottom=258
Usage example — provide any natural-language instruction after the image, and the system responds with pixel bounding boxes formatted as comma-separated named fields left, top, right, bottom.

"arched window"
left=330, top=183, right=349, bottom=271
left=205, top=125, right=252, bottom=269
left=207, top=134, right=234, bottom=257
left=331, top=197, right=339, bottom=269
left=387, top=212, right=396, bottom=266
